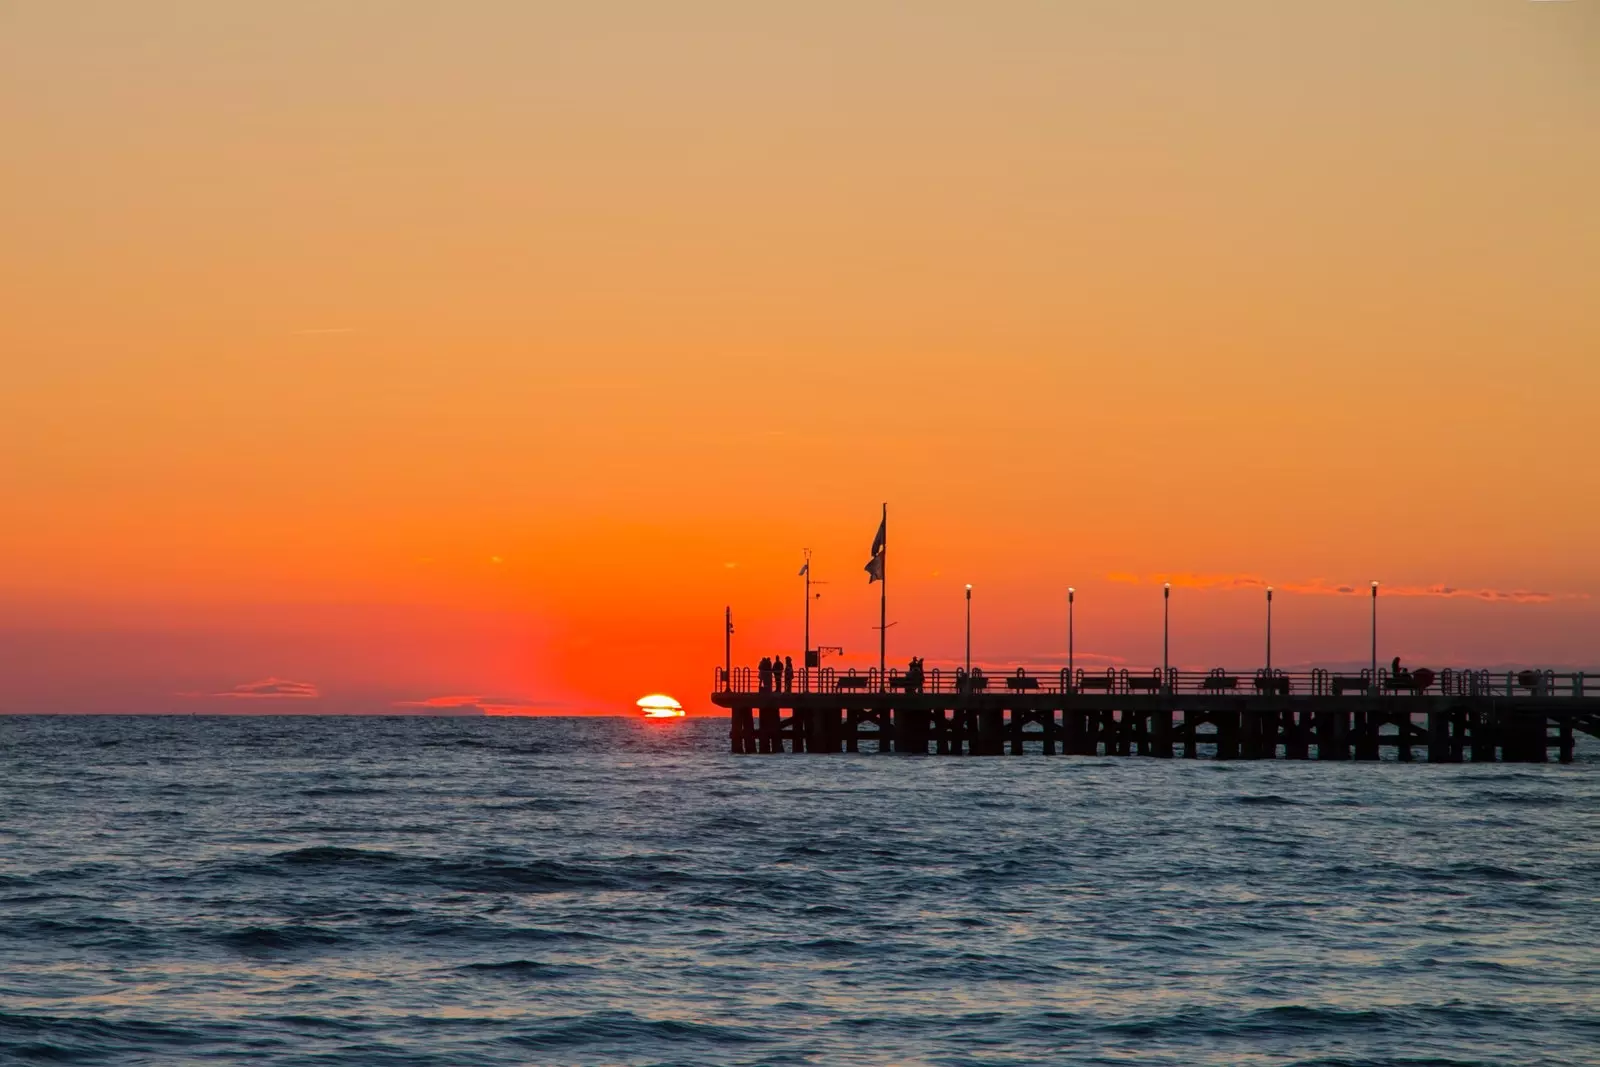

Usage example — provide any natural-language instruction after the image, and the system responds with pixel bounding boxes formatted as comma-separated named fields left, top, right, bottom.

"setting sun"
left=636, top=694, right=685, bottom=719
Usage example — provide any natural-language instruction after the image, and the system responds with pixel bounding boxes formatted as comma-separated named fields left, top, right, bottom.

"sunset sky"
left=2, top=2, right=1596, bottom=715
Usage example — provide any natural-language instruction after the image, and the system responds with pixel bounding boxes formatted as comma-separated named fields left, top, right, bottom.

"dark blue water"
left=1, top=715, right=1595, bottom=1066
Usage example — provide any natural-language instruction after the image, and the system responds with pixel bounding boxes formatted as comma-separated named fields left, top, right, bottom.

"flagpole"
left=879, top=502, right=886, bottom=689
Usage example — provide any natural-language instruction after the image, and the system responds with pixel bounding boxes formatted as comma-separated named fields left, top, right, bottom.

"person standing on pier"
left=783, top=656, right=794, bottom=693
left=758, top=656, right=772, bottom=693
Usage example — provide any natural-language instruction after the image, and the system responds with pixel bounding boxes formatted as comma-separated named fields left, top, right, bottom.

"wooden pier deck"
left=713, top=667, right=1600, bottom=762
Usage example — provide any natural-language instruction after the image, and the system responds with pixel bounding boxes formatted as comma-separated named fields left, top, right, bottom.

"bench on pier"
left=1384, top=668, right=1435, bottom=695
left=1331, top=676, right=1369, bottom=696
left=1125, top=676, right=1164, bottom=692
left=1005, top=674, right=1040, bottom=691
left=1254, top=676, right=1291, bottom=695
left=1200, top=675, right=1240, bottom=691
left=1077, top=676, right=1116, bottom=692
left=889, top=678, right=923, bottom=693
left=836, top=676, right=873, bottom=691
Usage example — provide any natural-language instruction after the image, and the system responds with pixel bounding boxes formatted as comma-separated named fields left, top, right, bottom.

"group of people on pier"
left=758, top=655, right=795, bottom=693
left=902, top=656, right=928, bottom=693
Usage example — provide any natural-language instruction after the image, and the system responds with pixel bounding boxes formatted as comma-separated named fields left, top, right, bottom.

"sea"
left=1, top=714, right=1595, bottom=1066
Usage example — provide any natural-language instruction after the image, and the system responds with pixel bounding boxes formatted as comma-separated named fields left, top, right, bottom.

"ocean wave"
left=225, top=846, right=700, bottom=894
left=1236, top=793, right=1298, bottom=806
left=503, top=1010, right=768, bottom=1050
left=0, top=1011, right=211, bottom=1057
left=457, top=959, right=594, bottom=979
left=1472, top=790, right=1567, bottom=807
left=216, top=924, right=350, bottom=953
left=297, top=786, right=394, bottom=797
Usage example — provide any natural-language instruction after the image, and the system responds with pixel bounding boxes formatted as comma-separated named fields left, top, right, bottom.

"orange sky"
left=2, top=2, right=1597, bottom=715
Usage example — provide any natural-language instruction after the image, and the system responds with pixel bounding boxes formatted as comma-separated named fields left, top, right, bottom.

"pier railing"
left=716, top=665, right=1593, bottom=699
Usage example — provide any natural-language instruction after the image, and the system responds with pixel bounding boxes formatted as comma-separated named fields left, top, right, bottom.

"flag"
left=864, top=510, right=886, bottom=583
left=798, top=561, right=808, bottom=577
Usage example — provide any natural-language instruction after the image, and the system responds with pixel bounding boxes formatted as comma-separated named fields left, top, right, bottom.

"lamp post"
left=965, top=584, right=972, bottom=674
left=802, top=549, right=811, bottom=663
left=1266, top=586, right=1273, bottom=673
left=1162, top=582, right=1171, bottom=685
left=1067, top=587, right=1075, bottom=679
left=1370, top=580, right=1379, bottom=680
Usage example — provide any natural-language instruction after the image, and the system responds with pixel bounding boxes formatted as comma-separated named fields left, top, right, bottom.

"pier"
left=713, top=667, right=1600, bottom=762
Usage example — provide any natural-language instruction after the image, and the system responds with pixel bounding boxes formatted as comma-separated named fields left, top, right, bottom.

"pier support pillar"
left=1216, top=710, right=1239, bottom=760
left=731, top=707, right=754, bottom=753
left=1468, top=710, right=1492, bottom=762
left=1284, top=710, right=1309, bottom=760
left=1317, top=710, right=1349, bottom=760
left=1153, top=709, right=1173, bottom=757
left=1060, top=708, right=1078, bottom=755
left=1240, top=710, right=1264, bottom=759
left=976, top=709, right=1004, bottom=755
left=1427, top=710, right=1450, bottom=763
left=897, top=708, right=929, bottom=755
left=758, top=706, right=780, bottom=753
left=876, top=709, right=894, bottom=754
left=1559, top=720, right=1574, bottom=764
left=1354, top=711, right=1380, bottom=761
left=809, top=707, right=842, bottom=753
left=1494, top=712, right=1544, bottom=763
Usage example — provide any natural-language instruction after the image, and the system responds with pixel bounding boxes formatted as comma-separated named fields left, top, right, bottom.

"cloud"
left=394, top=694, right=565, bottom=716
left=1107, top=572, right=1584, bottom=604
left=207, top=678, right=321, bottom=700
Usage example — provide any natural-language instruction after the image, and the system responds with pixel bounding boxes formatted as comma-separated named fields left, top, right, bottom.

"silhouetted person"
left=783, top=656, right=794, bottom=692
left=759, top=656, right=772, bottom=693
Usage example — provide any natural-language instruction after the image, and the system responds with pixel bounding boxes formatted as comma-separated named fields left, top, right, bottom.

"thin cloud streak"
left=394, top=694, right=565, bottom=715
left=1107, top=572, right=1585, bottom=604
left=186, top=678, right=321, bottom=699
